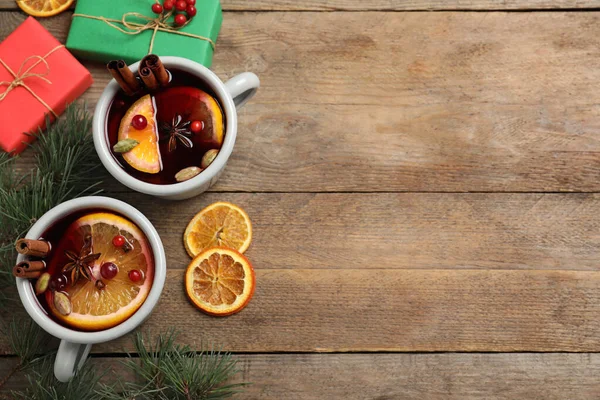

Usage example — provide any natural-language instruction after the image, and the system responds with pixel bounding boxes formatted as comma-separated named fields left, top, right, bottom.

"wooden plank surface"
left=4, top=11, right=600, bottom=192
left=3, top=267, right=600, bottom=353
left=68, top=192, right=600, bottom=272
left=3, top=0, right=600, bottom=11
left=3, top=353, right=600, bottom=399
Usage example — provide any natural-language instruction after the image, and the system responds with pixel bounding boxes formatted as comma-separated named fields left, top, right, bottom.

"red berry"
left=49, top=274, right=67, bottom=291
left=190, top=120, right=204, bottom=133
left=152, top=3, right=163, bottom=13
left=186, top=0, right=196, bottom=4
left=100, top=262, right=118, bottom=280
left=186, top=5, right=197, bottom=16
left=112, top=235, right=126, bottom=247
left=174, top=13, right=187, bottom=26
left=175, top=0, right=187, bottom=11
left=128, top=270, right=142, bottom=282
left=132, top=115, right=147, bottom=130
left=163, top=0, right=174, bottom=10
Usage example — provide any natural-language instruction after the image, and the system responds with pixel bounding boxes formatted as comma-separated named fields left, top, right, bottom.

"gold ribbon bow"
left=0, top=45, right=64, bottom=117
left=72, top=10, right=216, bottom=55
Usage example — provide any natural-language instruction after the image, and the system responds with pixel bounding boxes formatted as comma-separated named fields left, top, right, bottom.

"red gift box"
left=0, top=17, right=93, bottom=154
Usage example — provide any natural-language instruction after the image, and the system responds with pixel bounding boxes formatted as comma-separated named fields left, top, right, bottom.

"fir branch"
left=115, top=330, right=246, bottom=399
left=11, top=357, right=109, bottom=400
left=0, top=318, right=48, bottom=391
left=0, top=103, right=103, bottom=304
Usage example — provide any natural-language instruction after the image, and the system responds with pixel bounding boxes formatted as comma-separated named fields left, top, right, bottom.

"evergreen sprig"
left=8, top=330, right=245, bottom=399
left=0, top=103, right=103, bottom=302
left=99, top=330, right=246, bottom=399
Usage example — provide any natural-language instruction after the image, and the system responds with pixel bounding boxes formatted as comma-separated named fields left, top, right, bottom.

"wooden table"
left=3, top=1, right=600, bottom=398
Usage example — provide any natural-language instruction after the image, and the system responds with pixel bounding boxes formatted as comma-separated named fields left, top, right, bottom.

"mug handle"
left=224, top=72, right=260, bottom=109
left=54, top=340, right=93, bottom=382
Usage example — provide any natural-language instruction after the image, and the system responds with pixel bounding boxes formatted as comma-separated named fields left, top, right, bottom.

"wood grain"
left=80, top=192, right=600, bottom=272
left=3, top=0, right=600, bottom=11
left=4, top=353, right=600, bottom=399
left=3, top=11, right=600, bottom=192
left=3, top=268, right=600, bottom=353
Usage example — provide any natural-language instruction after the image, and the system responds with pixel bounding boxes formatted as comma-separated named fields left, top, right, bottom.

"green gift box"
left=66, top=0, right=222, bottom=67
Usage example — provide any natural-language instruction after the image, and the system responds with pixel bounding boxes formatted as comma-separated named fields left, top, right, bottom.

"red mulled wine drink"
left=106, top=67, right=225, bottom=185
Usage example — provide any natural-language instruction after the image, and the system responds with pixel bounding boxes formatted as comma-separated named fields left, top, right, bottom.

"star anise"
left=159, top=114, right=193, bottom=152
left=62, top=234, right=101, bottom=284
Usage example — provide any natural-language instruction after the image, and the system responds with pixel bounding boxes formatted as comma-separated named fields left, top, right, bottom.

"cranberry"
left=132, top=115, right=147, bottom=130
left=152, top=3, right=163, bottom=13
left=128, top=270, right=142, bottom=282
left=186, top=5, right=197, bottom=16
left=186, top=0, right=196, bottom=4
left=175, top=0, right=187, bottom=11
left=112, top=235, right=126, bottom=247
left=101, top=262, right=118, bottom=280
left=174, top=13, right=187, bottom=26
left=190, top=120, right=204, bottom=133
left=49, top=274, right=67, bottom=291
left=163, top=0, right=174, bottom=10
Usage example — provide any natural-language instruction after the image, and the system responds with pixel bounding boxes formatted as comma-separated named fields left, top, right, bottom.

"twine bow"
left=0, top=45, right=64, bottom=117
left=72, top=10, right=216, bottom=55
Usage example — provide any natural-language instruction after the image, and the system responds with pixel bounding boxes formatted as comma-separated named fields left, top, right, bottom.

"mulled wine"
left=27, top=209, right=154, bottom=332
left=106, top=67, right=225, bottom=185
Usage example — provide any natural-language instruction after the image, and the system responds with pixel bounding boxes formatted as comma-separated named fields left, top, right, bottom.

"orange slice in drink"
left=184, top=202, right=252, bottom=258
left=185, top=247, right=255, bottom=316
left=16, top=0, right=74, bottom=17
left=117, top=95, right=162, bottom=174
left=46, top=213, right=154, bottom=331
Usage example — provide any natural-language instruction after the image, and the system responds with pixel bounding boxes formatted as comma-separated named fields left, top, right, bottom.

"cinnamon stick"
left=15, top=239, right=50, bottom=258
left=140, top=67, right=159, bottom=91
left=12, top=265, right=42, bottom=279
left=144, top=54, right=170, bottom=86
left=16, top=260, right=46, bottom=272
left=107, top=61, right=134, bottom=96
left=117, top=60, right=141, bottom=93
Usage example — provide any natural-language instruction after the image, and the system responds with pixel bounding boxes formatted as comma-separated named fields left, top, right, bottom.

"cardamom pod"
left=112, top=138, right=140, bottom=153
left=201, top=149, right=219, bottom=169
left=175, top=166, right=202, bottom=182
left=53, top=291, right=72, bottom=316
left=35, top=272, right=51, bottom=295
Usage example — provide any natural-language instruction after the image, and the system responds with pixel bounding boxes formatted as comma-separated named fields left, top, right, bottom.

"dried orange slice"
left=117, top=95, right=162, bottom=174
left=46, top=213, right=154, bottom=331
left=184, top=202, right=252, bottom=258
left=185, top=247, right=255, bottom=316
left=16, top=0, right=74, bottom=17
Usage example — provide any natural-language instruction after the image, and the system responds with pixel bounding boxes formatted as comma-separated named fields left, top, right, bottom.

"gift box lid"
left=0, top=17, right=93, bottom=154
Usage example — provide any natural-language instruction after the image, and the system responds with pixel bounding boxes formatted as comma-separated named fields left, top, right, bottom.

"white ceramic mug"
left=93, top=57, right=260, bottom=200
left=15, top=196, right=166, bottom=382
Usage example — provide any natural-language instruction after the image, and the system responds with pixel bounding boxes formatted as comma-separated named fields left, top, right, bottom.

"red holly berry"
left=174, top=13, right=187, bottom=26
left=190, top=120, right=204, bottom=133
left=175, top=0, right=187, bottom=11
left=152, top=3, right=163, bottom=13
left=132, top=115, right=147, bottom=130
left=186, top=5, right=197, bottom=16
left=186, top=0, right=196, bottom=4
left=100, top=262, right=118, bottom=280
left=163, top=0, right=174, bottom=10
left=112, top=235, right=126, bottom=247
left=128, top=270, right=142, bottom=282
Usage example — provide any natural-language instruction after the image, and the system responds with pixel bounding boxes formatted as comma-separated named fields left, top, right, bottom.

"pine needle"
left=116, top=329, right=247, bottom=399
left=0, top=103, right=103, bottom=303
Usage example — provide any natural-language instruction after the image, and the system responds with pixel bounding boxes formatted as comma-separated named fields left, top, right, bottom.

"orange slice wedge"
left=46, top=213, right=154, bottom=331
left=16, top=0, right=74, bottom=17
left=184, top=202, right=252, bottom=258
left=185, top=247, right=255, bottom=316
left=117, top=95, right=162, bottom=174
